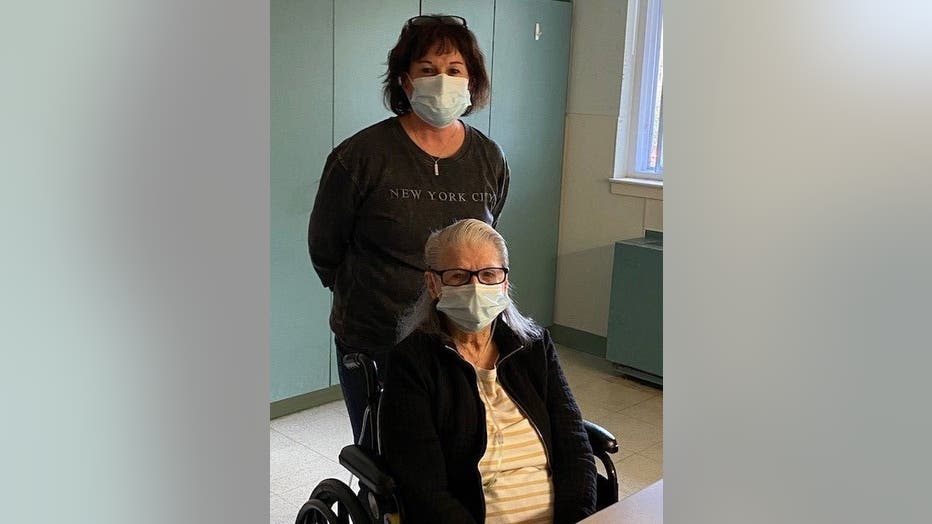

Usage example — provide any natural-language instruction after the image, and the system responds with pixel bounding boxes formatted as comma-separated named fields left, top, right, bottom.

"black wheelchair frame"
left=295, top=353, right=620, bottom=524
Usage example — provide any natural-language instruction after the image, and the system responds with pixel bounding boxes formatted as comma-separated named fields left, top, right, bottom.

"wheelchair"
left=295, top=353, right=620, bottom=524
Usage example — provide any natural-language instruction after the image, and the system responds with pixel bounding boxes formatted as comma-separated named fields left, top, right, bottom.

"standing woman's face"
left=402, top=44, right=470, bottom=97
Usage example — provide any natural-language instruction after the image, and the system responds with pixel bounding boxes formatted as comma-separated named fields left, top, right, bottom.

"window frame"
left=614, top=0, right=664, bottom=183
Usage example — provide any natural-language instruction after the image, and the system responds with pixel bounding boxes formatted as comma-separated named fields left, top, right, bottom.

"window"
left=615, top=0, right=663, bottom=182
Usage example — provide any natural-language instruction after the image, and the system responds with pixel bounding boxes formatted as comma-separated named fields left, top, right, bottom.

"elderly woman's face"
left=427, top=241, right=506, bottom=299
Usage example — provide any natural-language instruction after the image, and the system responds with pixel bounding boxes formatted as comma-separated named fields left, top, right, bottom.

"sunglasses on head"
left=405, top=15, right=468, bottom=29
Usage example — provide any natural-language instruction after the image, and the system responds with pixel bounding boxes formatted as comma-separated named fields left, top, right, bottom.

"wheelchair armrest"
left=583, top=419, right=620, bottom=510
left=583, top=419, right=619, bottom=455
left=338, top=444, right=396, bottom=497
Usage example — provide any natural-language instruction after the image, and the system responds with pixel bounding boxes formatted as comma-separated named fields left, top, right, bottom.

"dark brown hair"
left=382, top=16, right=490, bottom=116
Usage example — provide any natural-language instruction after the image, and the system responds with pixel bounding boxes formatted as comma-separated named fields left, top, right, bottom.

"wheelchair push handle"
left=342, top=352, right=382, bottom=407
left=342, top=352, right=371, bottom=371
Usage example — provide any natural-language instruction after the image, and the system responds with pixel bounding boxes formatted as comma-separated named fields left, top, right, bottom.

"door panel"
left=490, top=0, right=572, bottom=326
left=333, top=0, right=420, bottom=145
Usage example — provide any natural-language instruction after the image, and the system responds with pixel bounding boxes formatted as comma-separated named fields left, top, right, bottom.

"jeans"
left=335, top=338, right=389, bottom=444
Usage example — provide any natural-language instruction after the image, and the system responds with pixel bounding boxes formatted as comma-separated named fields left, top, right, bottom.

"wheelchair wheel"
left=295, top=498, right=339, bottom=524
left=307, top=478, right=371, bottom=524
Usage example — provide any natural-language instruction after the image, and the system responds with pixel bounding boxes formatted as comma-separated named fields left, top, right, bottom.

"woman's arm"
left=379, top=349, right=478, bottom=524
left=307, top=149, right=360, bottom=289
left=542, top=330, right=598, bottom=523
left=490, top=145, right=509, bottom=227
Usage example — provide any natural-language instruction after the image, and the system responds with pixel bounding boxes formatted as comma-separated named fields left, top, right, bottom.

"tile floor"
left=270, top=344, right=663, bottom=523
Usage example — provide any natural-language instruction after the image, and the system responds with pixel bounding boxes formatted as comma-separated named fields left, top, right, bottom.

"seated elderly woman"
left=379, top=218, right=597, bottom=524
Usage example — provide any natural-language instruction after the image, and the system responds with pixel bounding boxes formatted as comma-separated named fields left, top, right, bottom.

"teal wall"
left=270, top=0, right=334, bottom=402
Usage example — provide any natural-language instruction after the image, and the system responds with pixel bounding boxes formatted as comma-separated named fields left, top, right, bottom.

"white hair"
left=397, top=219, right=542, bottom=344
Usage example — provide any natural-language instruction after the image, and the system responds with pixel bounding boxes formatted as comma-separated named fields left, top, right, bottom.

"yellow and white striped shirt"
left=475, top=366, right=554, bottom=524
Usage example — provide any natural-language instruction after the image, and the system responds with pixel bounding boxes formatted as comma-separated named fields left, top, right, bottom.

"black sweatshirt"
left=308, top=117, right=509, bottom=350
left=379, top=323, right=597, bottom=524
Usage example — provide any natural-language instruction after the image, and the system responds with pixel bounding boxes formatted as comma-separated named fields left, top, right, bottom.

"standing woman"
left=308, top=15, right=510, bottom=442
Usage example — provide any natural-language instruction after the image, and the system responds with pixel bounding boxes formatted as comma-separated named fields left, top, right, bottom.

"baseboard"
left=270, top=385, right=344, bottom=420
left=548, top=324, right=607, bottom=358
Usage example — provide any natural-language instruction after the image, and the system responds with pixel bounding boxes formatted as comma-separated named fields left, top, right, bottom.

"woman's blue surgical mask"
left=407, top=74, right=471, bottom=128
left=436, top=282, right=510, bottom=333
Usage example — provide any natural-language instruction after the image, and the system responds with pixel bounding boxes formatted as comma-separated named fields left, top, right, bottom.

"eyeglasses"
left=430, top=267, right=508, bottom=286
left=405, top=15, right=468, bottom=29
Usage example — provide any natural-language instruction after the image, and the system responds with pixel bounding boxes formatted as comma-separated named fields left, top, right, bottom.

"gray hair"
left=397, top=219, right=542, bottom=344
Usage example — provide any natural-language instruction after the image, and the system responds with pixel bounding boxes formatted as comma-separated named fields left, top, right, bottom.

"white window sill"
left=609, top=177, right=663, bottom=200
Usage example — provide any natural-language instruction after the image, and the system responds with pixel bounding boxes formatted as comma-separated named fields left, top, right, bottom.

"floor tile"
left=270, top=493, right=295, bottom=524
left=615, top=453, right=663, bottom=500
left=585, top=407, right=662, bottom=455
left=270, top=459, right=348, bottom=497
left=574, top=378, right=658, bottom=413
left=270, top=428, right=296, bottom=452
left=638, top=441, right=663, bottom=465
left=272, top=402, right=354, bottom=462
left=555, top=345, right=617, bottom=374
left=273, top=463, right=356, bottom=521
left=270, top=441, right=344, bottom=487
left=556, top=347, right=618, bottom=387
left=618, top=395, right=663, bottom=427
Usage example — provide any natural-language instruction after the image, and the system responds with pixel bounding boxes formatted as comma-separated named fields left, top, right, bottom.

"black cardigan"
left=379, top=322, right=597, bottom=523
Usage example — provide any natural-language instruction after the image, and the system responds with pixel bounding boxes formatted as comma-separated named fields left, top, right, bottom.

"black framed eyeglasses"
left=430, top=267, right=508, bottom=286
left=406, top=15, right=468, bottom=29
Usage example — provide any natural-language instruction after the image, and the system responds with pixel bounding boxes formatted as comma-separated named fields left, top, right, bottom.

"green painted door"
left=490, top=0, right=572, bottom=326
left=333, top=0, right=420, bottom=145
left=421, top=0, right=494, bottom=135
left=271, top=0, right=335, bottom=402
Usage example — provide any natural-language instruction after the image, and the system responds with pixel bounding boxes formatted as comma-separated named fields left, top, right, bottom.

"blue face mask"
left=436, top=282, right=510, bottom=333
left=407, top=74, right=471, bottom=128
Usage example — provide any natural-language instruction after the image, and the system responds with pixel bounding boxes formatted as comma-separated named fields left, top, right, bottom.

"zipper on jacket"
left=496, top=353, right=553, bottom=471
left=495, top=343, right=525, bottom=366
left=376, top=387, right=385, bottom=455
left=483, top=344, right=551, bottom=469
left=466, top=344, right=553, bottom=476
left=444, top=344, right=489, bottom=521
